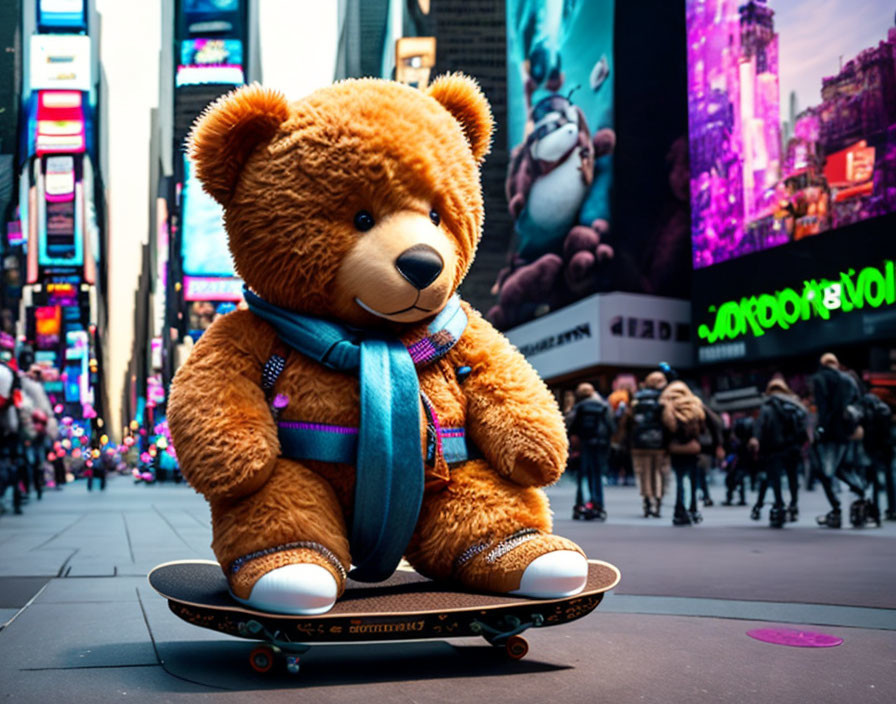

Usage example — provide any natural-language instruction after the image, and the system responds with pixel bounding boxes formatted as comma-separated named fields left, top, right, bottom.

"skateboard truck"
left=470, top=613, right=544, bottom=659
left=238, top=619, right=310, bottom=673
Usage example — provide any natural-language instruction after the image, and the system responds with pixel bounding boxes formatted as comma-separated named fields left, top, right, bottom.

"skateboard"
left=148, top=559, right=620, bottom=674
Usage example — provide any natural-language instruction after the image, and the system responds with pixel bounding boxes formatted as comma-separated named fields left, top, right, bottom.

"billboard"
left=180, top=155, right=236, bottom=277
left=490, top=0, right=615, bottom=331
left=693, top=223, right=896, bottom=363
left=38, top=0, right=87, bottom=31
left=176, top=39, right=244, bottom=87
left=30, top=35, right=92, bottom=92
left=506, top=292, right=692, bottom=380
left=686, top=0, right=896, bottom=270
left=36, top=91, right=85, bottom=155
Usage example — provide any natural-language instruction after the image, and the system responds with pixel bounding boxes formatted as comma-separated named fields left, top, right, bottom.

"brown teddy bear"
left=168, top=75, right=588, bottom=615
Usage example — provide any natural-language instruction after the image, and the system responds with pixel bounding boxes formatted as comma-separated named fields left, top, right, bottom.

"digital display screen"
left=180, top=155, right=237, bottom=277
left=180, top=38, right=243, bottom=66
left=686, top=0, right=896, bottom=269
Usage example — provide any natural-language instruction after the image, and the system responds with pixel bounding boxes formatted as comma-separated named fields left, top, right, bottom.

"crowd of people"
left=564, top=354, right=896, bottom=529
left=0, top=333, right=125, bottom=516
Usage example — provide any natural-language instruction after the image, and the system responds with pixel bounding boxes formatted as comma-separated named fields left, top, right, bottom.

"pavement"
left=1, top=473, right=895, bottom=703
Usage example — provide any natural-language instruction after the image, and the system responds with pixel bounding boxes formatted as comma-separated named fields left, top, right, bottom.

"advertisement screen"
left=686, top=0, right=896, bottom=269
left=490, top=0, right=615, bottom=330
left=35, top=305, right=62, bottom=349
left=180, top=38, right=243, bottom=66
left=30, top=35, right=92, bottom=92
left=180, top=155, right=236, bottom=277
left=176, top=39, right=244, bottom=86
left=36, top=91, right=85, bottom=155
left=38, top=0, right=87, bottom=31
left=43, top=155, right=78, bottom=262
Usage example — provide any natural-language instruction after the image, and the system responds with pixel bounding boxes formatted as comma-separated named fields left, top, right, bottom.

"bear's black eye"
left=429, top=209, right=441, bottom=226
left=353, top=210, right=375, bottom=232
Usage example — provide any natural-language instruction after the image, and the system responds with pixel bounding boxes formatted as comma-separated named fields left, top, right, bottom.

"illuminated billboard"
left=35, top=305, right=62, bottom=349
left=180, top=155, right=236, bottom=277
left=39, top=154, right=83, bottom=267
left=686, top=0, right=896, bottom=270
left=38, top=0, right=87, bottom=31
left=36, top=91, right=85, bottom=155
left=176, top=39, right=244, bottom=86
left=30, top=35, right=92, bottom=92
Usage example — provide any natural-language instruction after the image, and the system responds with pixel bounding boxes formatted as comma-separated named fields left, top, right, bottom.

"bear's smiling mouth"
left=355, top=296, right=434, bottom=319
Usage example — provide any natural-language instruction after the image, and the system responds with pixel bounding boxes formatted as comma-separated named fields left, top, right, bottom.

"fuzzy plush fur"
left=168, top=76, right=578, bottom=599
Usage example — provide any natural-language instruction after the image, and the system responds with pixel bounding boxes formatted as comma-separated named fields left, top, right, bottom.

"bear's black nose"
left=395, top=244, right=444, bottom=290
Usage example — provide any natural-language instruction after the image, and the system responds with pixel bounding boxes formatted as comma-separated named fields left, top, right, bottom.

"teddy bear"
left=167, top=75, right=588, bottom=615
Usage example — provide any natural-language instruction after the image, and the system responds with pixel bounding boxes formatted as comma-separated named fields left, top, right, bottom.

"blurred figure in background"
left=607, top=387, right=633, bottom=486
left=629, top=370, right=669, bottom=518
left=724, top=415, right=754, bottom=506
left=0, top=333, right=22, bottom=514
left=813, top=353, right=863, bottom=528
left=661, top=379, right=707, bottom=526
left=860, top=387, right=893, bottom=526
left=695, top=401, right=724, bottom=507
left=567, top=382, right=615, bottom=521
left=17, top=348, right=58, bottom=501
left=750, top=378, right=808, bottom=527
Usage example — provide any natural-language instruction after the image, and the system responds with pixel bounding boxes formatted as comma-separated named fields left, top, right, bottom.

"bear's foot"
left=226, top=544, right=347, bottom=615
left=454, top=530, right=587, bottom=598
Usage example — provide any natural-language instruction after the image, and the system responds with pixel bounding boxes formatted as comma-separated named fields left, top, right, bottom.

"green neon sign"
left=698, top=260, right=896, bottom=344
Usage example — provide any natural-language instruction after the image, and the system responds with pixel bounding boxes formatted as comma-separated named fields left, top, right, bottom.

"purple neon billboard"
left=686, top=0, right=896, bottom=269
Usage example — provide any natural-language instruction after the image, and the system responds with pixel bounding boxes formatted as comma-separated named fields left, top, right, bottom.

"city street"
left=1, top=475, right=894, bottom=703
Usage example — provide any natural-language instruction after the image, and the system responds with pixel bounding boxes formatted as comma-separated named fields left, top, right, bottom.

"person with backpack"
left=660, top=379, right=707, bottom=526
left=860, top=388, right=893, bottom=526
left=629, top=370, right=669, bottom=518
left=724, top=415, right=755, bottom=506
left=749, top=378, right=808, bottom=527
left=567, top=382, right=615, bottom=521
left=0, top=339, right=23, bottom=515
left=812, top=353, right=864, bottom=528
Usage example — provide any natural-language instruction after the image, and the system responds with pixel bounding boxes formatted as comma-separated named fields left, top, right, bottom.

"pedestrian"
left=629, top=371, right=670, bottom=518
left=750, top=378, right=808, bottom=527
left=0, top=345, right=23, bottom=515
left=859, top=388, right=893, bottom=526
left=812, top=353, right=864, bottom=528
left=695, top=403, right=724, bottom=507
left=723, top=415, right=754, bottom=506
left=660, top=379, right=706, bottom=525
left=608, top=387, right=633, bottom=486
left=567, top=382, right=615, bottom=521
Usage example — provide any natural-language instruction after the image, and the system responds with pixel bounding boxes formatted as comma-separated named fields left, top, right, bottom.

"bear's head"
left=188, top=75, right=493, bottom=327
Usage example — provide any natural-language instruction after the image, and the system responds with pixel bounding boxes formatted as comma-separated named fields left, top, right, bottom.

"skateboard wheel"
left=249, top=645, right=275, bottom=673
left=505, top=635, right=528, bottom=660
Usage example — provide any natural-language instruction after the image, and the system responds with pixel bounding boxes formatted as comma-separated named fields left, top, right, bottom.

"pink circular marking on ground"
left=746, top=628, right=843, bottom=648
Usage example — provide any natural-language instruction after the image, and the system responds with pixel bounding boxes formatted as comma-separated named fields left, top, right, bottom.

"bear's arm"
left=453, top=302, right=568, bottom=487
left=168, top=310, right=280, bottom=500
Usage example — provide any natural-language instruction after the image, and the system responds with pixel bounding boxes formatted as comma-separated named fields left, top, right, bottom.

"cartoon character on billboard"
left=490, top=0, right=615, bottom=330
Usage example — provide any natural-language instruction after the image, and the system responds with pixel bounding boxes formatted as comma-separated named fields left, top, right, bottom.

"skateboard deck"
left=148, top=559, right=620, bottom=673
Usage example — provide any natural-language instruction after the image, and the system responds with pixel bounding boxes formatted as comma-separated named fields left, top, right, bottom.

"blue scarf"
left=244, top=288, right=466, bottom=582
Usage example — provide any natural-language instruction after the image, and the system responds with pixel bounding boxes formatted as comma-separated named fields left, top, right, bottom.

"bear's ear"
left=188, top=83, right=290, bottom=206
left=427, top=73, right=493, bottom=164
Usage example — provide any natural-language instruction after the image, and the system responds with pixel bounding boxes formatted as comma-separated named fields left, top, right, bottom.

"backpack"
left=860, top=393, right=892, bottom=449
left=631, top=388, right=665, bottom=450
left=837, top=371, right=863, bottom=436
left=572, top=398, right=612, bottom=447
left=769, top=396, right=807, bottom=449
left=660, top=381, right=705, bottom=443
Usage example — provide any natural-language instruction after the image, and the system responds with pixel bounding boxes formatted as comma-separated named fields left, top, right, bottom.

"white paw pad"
left=510, top=551, right=588, bottom=599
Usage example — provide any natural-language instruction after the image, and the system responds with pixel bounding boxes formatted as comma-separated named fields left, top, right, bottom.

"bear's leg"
left=210, top=458, right=350, bottom=615
left=405, top=459, right=588, bottom=598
